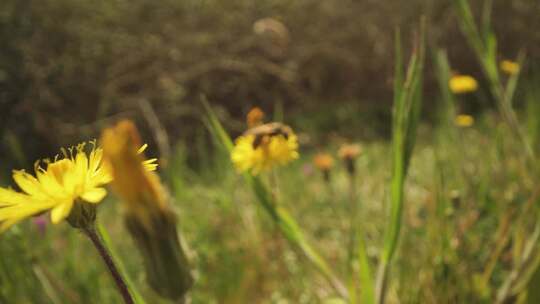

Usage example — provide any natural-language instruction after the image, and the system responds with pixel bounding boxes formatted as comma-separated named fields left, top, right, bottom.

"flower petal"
left=80, top=187, right=107, bottom=203
left=50, top=200, right=74, bottom=224
left=0, top=188, right=30, bottom=206
left=12, top=170, right=46, bottom=199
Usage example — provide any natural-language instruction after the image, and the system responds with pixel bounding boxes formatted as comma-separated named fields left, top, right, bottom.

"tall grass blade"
left=375, top=19, right=425, bottom=304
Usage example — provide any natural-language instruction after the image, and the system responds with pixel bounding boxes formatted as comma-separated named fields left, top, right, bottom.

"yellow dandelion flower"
left=313, top=153, right=334, bottom=171
left=500, top=60, right=520, bottom=75
left=0, top=141, right=157, bottom=232
left=247, top=107, right=265, bottom=128
left=455, top=114, right=474, bottom=127
left=231, top=122, right=299, bottom=175
left=449, top=75, right=478, bottom=94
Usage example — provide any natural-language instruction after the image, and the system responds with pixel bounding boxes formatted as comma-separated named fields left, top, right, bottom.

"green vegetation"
left=1, top=0, right=540, bottom=303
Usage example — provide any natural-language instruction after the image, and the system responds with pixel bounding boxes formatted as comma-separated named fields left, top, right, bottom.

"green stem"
left=82, top=225, right=135, bottom=304
left=347, top=173, right=358, bottom=302
left=97, top=223, right=147, bottom=304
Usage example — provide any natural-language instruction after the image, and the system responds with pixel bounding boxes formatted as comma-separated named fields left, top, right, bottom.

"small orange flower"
left=338, top=143, right=362, bottom=175
left=313, top=153, right=334, bottom=171
left=338, top=144, right=362, bottom=161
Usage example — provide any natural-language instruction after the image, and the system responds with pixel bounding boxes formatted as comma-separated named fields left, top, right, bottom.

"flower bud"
left=101, top=120, right=193, bottom=301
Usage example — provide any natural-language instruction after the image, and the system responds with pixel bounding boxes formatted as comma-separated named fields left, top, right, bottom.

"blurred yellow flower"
left=500, top=60, right=519, bottom=75
left=455, top=114, right=474, bottom=127
left=449, top=75, right=478, bottom=94
left=247, top=107, right=265, bottom=128
left=0, top=141, right=157, bottom=232
left=101, top=121, right=169, bottom=230
left=313, top=153, right=334, bottom=171
left=101, top=120, right=194, bottom=299
left=231, top=123, right=299, bottom=175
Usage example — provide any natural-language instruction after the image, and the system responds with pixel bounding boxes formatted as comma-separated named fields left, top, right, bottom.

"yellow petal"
left=88, top=147, right=104, bottom=174
left=50, top=200, right=74, bottom=224
left=137, top=144, right=148, bottom=154
left=80, top=187, right=107, bottom=203
left=0, top=200, right=56, bottom=232
left=12, top=170, right=46, bottom=199
left=0, top=188, right=30, bottom=206
left=36, top=170, right=65, bottom=198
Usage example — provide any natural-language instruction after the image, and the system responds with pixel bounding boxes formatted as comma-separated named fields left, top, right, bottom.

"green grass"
left=1, top=106, right=538, bottom=303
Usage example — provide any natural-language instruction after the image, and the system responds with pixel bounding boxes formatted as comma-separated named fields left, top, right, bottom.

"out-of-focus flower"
left=313, top=153, right=334, bottom=182
left=0, top=141, right=157, bottom=232
left=247, top=107, right=265, bottom=128
left=338, top=144, right=362, bottom=160
left=101, top=120, right=193, bottom=301
left=500, top=60, right=520, bottom=75
left=449, top=75, right=478, bottom=94
left=313, top=153, right=334, bottom=171
left=455, top=114, right=474, bottom=127
left=231, top=123, right=299, bottom=175
left=338, top=143, right=362, bottom=175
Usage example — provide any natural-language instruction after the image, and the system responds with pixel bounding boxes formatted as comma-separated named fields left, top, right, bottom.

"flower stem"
left=82, top=225, right=135, bottom=304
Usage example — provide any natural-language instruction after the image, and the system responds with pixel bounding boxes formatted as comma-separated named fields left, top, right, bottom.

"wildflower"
left=449, top=75, right=478, bottom=94
left=313, top=153, right=334, bottom=182
left=313, top=153, right=334, bottom=171
left=247, top=107, right=265, bottom=128
left=101, top=120, right=193, bottom=301
left=500, top=60, right=519, bottom=75
left=231, top=122, right=299, bottom=175
left=0, top=141, right=157, bottom=232
left=338, top=143, right=362, bottom=175
left=455, top=114, right=474, bottom=127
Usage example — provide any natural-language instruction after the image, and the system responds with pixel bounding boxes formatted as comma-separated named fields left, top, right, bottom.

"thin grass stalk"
left=375, top=20, right=425, bottom=304
left=453, top=0, right=535, bottom=164
left=496, top=217, right=540, bottom=303
left=346, top=172, right=358, bottom=303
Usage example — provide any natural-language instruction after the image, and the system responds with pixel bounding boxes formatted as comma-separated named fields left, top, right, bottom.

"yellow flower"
left=101, top=120, right=194, bottom=299
left=500, top=60, right=520, bottom=75
left=455, top=114, right=474, bottom=127
left=231, top=123, right=299, bottom=175
left=101, top=121, right=168, bottom=229
left=0, top=141, right=157, bottom=232
left=449, top=75, right=478, bottom=94
left=313, top=153, right=334, bottom=171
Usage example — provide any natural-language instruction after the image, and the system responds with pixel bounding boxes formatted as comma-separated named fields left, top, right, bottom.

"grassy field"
left=1, top=107, right=539, bottom=303
left=1, top=1, right=540, bottom=303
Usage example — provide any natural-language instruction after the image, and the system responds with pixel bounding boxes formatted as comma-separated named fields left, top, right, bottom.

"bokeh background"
left=1, top=0, right=539, bottom=169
